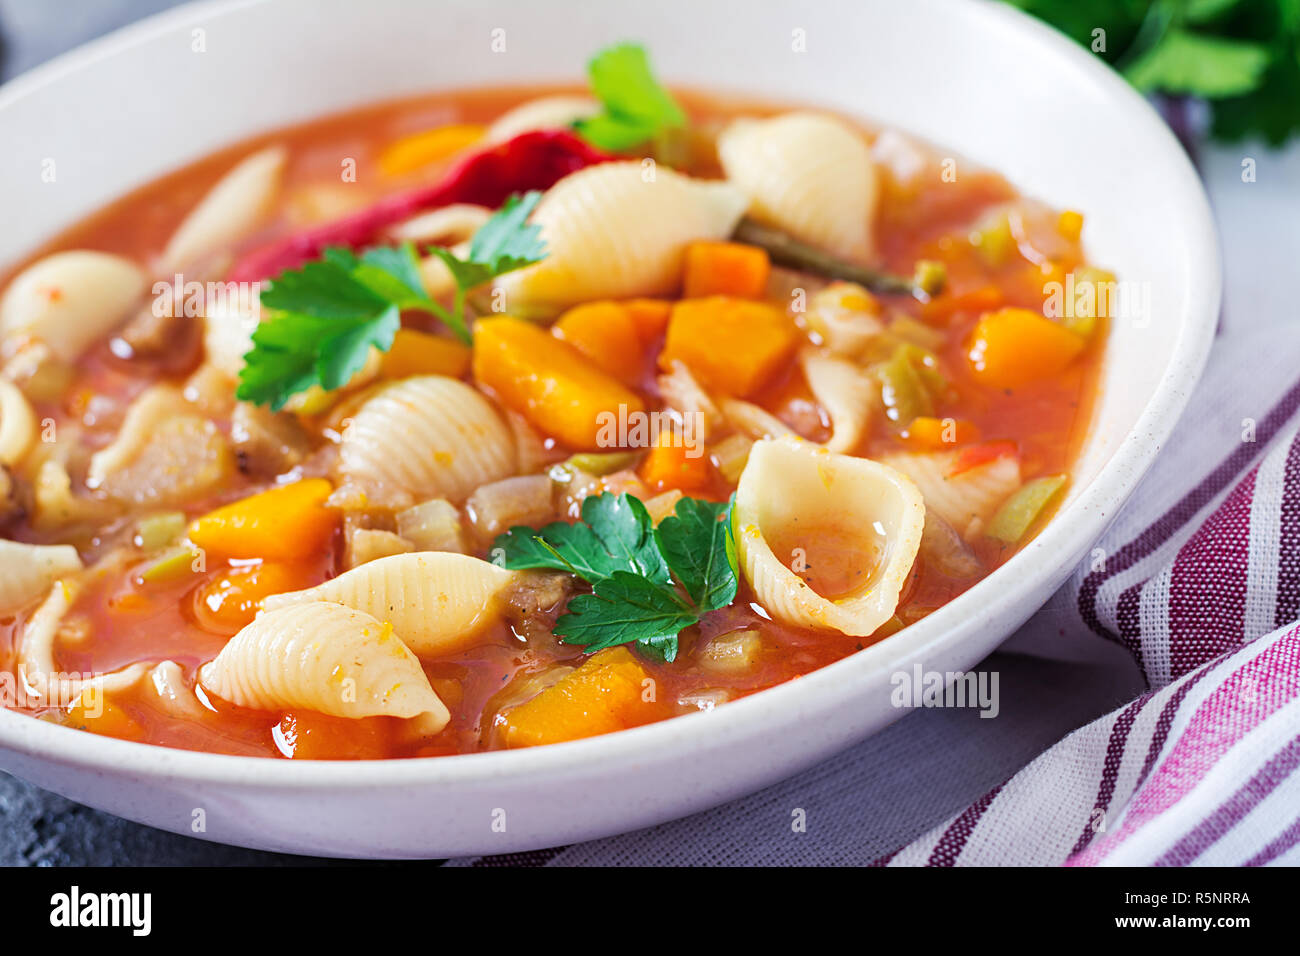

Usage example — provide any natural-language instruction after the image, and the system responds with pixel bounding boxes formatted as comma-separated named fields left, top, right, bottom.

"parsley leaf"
left=554, top=571, right=698, bottom=653
left=426, top=191, right=548, bottom=330
left=655, top=496, right=738, bottom=612
left=237, top=193, right=550, bottom=410
left=493, top=492, right=739, bottom=663
left=494, top=493, right=668, bottom=584
left=575, top=43, right=687, bottom=151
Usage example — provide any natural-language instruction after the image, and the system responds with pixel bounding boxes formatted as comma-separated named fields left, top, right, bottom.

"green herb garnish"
left=1006, top=0, right=1299, bottom=145
left=575, top=43, right=687, bottom=151
left=237, top=192, right=547, bottom=411
left=493, top=492, right=738, bottom=662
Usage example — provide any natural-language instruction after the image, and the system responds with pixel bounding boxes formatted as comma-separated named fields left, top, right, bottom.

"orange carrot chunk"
left=502, top=647, right=653, bottom=748
left=277, top=712, right=396, bottom=760
left=639, top=429, right=713, bottom=492
left=65, top=688, right=142, bottom=740
left=189, top=479, right=337, bottom=562
left=378, top=123, right=484, bottom=177
left=552, top=302, right=647, bottom=386
left=682, top=241, right=771, bottom=299
left=901, top=416, right=981, bottom=449
left=380, top=328, right=471, bottom=379
left=659, top=296, right=799, bottom=397
left=966, top=307, right=1086, bottom=390
left=192, top=561, right=319, bottom=634
left=473, top=316, right=645, bottom=450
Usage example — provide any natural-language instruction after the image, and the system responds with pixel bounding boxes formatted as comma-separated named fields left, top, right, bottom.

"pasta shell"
left=719, top=398, right=796, bottom=441
left=18, top=576, right=148, bottom=704
left=339, top=376, right=516, bottom=506
left=0, top=538, right=82, bottom=615
left=85, top=386, right=233, bottom=506
left=718, top=112, right=878, bottom=260
left=199, top=601, right=447, bottom=723
left=145, top=660, right=212, bottom=721
left=262, top=551, right=517, bottom=657
left=161, top=146, right=287, bottom=272
left=388, top=204, right=491, bottom=244
left=879, top=449, right=1021, bottom=536
left=486, top=95, right=600, bottom=143
left=494, top=162, right=748, bottom=310
left=801, top=350, right=874, bottom=453
left=732, top=437, right=924, bottom=637
left=0, top=251, right=146, bottom=361
left=0, top=379, right=37, bottom=466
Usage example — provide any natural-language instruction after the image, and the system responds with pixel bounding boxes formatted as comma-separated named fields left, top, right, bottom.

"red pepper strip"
left=228, top=129, right=614, bottom=283
left=949, top=440, right=1018, bottom=477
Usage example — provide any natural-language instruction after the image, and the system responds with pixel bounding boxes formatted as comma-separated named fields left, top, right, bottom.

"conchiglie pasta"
left=800, top=350, right=874, bottom=453
left=199, top=601, right=447, bottom=724
left=485, top=95, right=600, bottom=143
left=19, top=577, right=149, bottom=705
left=718, top=112, right=878, bottom=260
left=879, top=449, right=1020, bottom=536
left=0, top=379, right=37, bottom=466
left=262, top=551, right=517, bottom=657
left=0, top=539, right=83, bottom=615
left=339, top=376, right=516, bottom=506
left=160, top=146, right=287, bottom=272
left=732, top=437, right=924, bottom=637
left=494, top=162, right=748, bottom=310
left=0, top=251, right=146, bottom=361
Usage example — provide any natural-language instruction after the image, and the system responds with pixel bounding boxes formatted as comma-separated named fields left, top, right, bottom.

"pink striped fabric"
left=451, top=326, right=1300, bottom=867
left=888, top=396, right=1300, bottom=866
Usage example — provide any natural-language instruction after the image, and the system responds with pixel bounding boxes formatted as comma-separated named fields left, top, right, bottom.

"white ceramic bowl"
left=0, top=0, right=1218, bottom=857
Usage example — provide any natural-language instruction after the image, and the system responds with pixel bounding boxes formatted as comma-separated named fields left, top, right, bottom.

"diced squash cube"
left=552, top=302, right=647, bottom=385
left=473, top=316, right=645, bottom=451
left=189, top=478, right=337, bottom=562
left=380, top=328, right=471, bottom=379
left=623, top=298, right=673, bottom=344
left=682, top=241, right=770, bottom=299
left=966, top=307, right=1086, bottom=389
left=659, top=297, right=798, bottom=397
left=502, top=647, right=653, bottom=748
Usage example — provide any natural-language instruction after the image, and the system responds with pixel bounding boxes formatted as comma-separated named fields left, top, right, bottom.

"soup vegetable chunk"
left=0, top=44, right=1107, bottom=759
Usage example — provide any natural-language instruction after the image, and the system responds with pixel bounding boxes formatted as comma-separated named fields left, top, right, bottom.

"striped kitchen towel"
left=453, top=323, right=1300, bottom=866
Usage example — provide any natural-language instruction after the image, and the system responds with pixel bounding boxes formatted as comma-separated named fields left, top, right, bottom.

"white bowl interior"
left=0, top=0, right=1218, bottom=857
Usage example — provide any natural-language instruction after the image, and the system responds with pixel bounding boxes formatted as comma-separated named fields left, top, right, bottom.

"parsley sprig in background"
left=1008, top=0, right=1300, bottom=145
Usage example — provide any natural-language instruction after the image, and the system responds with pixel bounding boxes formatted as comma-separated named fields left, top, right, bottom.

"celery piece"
left=913, top=259, right=948, bottom=297
left=986, top=475, right=1068, bottom=544
left=878, top=347, right=935, bottom=425
left=894, top=343, right=948, bottom=396
left=136, top=544, right=201, bottom=585
left=565, top=451, right=640, bottom=476
left=133, top=511, right=186, bottom=551
left=969, top=212, right=1014, bottom=267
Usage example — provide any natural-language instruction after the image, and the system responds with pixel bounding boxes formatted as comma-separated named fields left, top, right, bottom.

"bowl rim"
left=0, top=0, right=1220, bottom=791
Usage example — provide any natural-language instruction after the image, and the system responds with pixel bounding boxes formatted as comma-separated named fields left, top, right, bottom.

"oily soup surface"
left=0, top=83, right=1104, bottom=759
